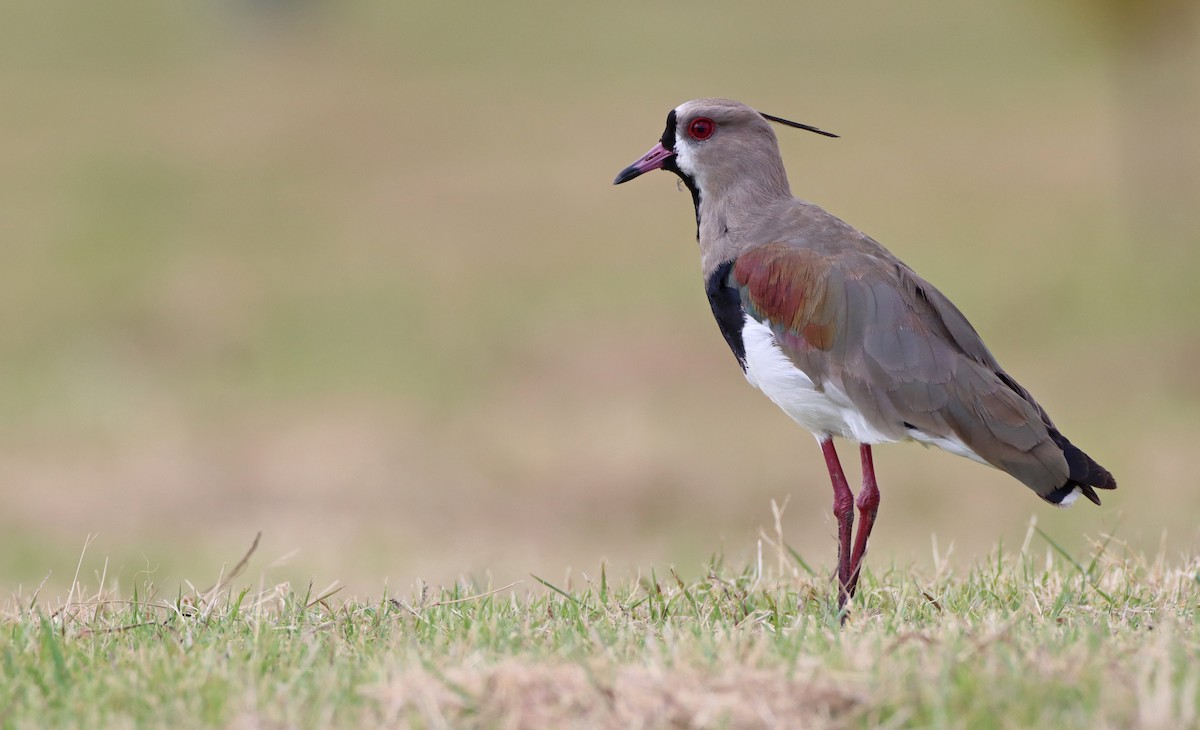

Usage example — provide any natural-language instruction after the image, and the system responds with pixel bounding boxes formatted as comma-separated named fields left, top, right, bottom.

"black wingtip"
left=1081, top=484, right=1103, bottom=506
left=760, top=112, right=839, bottom=138
left=1049, top=429, right=1117, bottom=490
left=1044, top=429, right=1116, bottom=507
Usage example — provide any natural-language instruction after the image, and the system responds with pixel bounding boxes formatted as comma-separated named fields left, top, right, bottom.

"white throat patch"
left=671, top=109, right=703, bottom=188
left=673, top=136, right=697, bottom=177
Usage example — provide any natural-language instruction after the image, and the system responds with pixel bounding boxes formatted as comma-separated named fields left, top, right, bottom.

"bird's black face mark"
left=659, top=109, right=677, bottom=151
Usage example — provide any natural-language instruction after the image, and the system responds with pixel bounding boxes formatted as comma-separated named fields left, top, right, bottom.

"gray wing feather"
left=777, top=253, right=1071, bottom=497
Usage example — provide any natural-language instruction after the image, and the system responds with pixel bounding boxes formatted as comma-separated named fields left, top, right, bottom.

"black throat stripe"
left=705, top=260, right=746, bottom=370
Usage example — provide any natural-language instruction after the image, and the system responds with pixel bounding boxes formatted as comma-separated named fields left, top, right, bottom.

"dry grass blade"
left=389, top=581, right=521, bottom=622
left=201, top=531, right=262, bottom=598
left=304, top=582, right=345, bottom=610
left=24, top=573, right=51, bottom=613
left=76, top=620, right=161, bottom=637
left=54, top=533, right=98, bottom=621
left=427, top=581, right=521, bottom=608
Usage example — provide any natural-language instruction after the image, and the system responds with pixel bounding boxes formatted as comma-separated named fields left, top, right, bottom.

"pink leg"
left=819, top=438, right=856, bottom=609
left=846, top=444, right=881, bottom=598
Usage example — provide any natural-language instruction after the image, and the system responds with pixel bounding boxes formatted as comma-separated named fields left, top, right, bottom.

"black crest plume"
left=760, top=112, right=839, bottom=138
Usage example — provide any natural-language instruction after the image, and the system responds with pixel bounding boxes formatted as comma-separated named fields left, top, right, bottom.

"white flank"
left=740, top=316, right=894, bottom=444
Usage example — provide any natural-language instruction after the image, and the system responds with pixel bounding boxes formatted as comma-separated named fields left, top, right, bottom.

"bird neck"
left=696, top=176, right=793, bottom=276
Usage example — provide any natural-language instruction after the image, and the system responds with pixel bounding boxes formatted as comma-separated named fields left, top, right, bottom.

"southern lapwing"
left=613, top=98, right=1116, bottom=609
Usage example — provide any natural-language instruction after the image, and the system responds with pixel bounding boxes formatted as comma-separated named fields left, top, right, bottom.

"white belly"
left=740, top=316, right=895, bottom=444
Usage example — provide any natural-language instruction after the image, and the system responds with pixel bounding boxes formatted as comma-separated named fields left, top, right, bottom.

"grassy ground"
left=3, top=531, right=1197, bottom=729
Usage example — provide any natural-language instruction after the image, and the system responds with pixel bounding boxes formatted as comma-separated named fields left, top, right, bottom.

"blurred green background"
left=2, top=0, right=1198, bottom=595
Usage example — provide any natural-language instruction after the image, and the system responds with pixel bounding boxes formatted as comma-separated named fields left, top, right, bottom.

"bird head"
left=613, top=98, right=836, bottom=204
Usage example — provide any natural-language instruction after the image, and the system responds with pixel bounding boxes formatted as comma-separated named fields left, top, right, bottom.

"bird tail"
left=1044, top=429, right=1117, bottom=506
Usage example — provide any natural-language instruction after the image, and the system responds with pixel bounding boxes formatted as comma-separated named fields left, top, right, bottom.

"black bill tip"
left=613, top=165, right=643, bottom=185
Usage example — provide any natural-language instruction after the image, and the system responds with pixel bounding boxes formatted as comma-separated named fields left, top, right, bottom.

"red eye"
left=687, top=117, right=715, bottom=140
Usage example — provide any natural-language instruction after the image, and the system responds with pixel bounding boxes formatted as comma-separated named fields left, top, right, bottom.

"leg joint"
left=855, top=486, right=879, bottom=513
